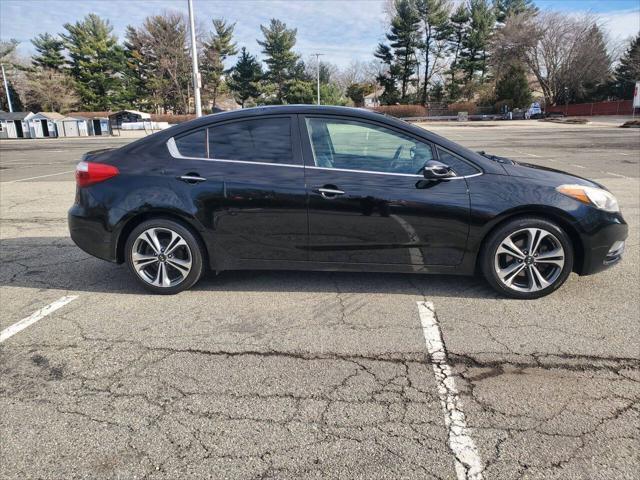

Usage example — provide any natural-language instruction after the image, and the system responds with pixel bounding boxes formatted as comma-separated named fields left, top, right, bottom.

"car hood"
left=502, top=161, right=604, bottom=189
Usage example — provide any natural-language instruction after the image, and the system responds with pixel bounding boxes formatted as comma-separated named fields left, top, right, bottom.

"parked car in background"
left=69, top=106, right=627, bottom=298
left=526, top=102, right=544, bottom=119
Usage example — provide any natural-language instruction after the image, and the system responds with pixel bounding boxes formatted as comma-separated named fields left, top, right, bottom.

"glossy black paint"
left=68, top=105, right=627, bottom=279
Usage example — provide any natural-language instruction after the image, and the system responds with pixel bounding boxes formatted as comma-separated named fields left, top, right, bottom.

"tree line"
left=374, top=0, right=639, bottom=110
left=0, top=12, right=360, bottom=113
left=0, top=1, right=638, bottom=114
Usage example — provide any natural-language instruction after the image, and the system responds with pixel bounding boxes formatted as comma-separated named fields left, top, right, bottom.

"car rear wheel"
left=481, top=217, right=574, bottom=299
left=125, top=219, right=204, bottom=294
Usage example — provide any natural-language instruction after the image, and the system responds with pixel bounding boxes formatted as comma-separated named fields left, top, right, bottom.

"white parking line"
left=417, top=301, right=484, bottom=480
left=3, top=170, right=75, bottom=183
left=605, top=171, right=628, bottom=178
left=0, top=295, right=78, bottom=343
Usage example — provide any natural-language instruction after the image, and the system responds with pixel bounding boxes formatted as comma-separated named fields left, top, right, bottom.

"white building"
left=363, top=89, right=384, bottom=108
left=0, top=111, right=34, bottom=139
left=55, top=117, right=90, bottom=137
left=29, top=112, right=66, bottom=138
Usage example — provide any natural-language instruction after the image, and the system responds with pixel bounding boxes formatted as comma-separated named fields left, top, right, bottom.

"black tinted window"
left=208, top=118, right=293, bottom=164
left=175, top=129, right=206, bottom=158
left=436, top=147, right=480, bottom=176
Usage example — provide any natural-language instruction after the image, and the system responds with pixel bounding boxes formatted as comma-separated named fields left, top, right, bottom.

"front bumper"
left=68, top=205, right=118, bottom=263
left=577, top=218, right=628, bottom=275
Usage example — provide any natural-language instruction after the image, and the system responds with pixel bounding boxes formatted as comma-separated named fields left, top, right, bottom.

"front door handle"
left=316, top=186, right=345, bottom=198
left=178, top=174, right=207, bottom=184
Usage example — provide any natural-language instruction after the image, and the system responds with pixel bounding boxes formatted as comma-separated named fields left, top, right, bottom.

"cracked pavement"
left=1, top=124, right=639, bottom=479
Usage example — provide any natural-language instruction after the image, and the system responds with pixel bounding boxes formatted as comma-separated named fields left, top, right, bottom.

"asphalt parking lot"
left=1, top=120, right=639, bottom=479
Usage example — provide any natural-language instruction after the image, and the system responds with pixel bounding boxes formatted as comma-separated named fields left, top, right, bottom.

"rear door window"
left=208, top=117, right=293, bottom=164
left=175, top=129, right=207, bottom=158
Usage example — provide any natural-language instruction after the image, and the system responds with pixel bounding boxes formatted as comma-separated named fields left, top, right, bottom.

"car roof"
left=187, top=105, right=389, bottom=127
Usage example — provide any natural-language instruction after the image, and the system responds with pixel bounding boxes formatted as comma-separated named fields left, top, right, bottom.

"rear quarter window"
left=175, top=129, right=206, bottom=158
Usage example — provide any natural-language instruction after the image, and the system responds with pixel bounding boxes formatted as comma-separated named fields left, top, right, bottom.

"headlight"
left=556, top=184, right=619, bottom=212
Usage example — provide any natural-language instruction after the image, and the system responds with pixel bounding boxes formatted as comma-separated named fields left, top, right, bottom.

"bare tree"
left=493, top=12, right=612, bottom=105
left=334, top=60, right=369, bottom=91
left=24, top=69, right=79, bottom=112
left=0, top=39, right=30, bottom=110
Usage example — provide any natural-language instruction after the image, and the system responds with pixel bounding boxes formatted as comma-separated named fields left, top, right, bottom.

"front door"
left=13, top=120, right=23, bottom=138
left=165, top=115, right=308, bottom=263
left=300, top=116, right=473, bottom=266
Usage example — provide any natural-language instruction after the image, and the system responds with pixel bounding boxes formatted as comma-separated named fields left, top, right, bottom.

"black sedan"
left=68, top=106, right=627, bottom=298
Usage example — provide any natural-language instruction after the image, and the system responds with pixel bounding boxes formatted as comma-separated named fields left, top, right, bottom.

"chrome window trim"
left=166, top=137, right=304, bottom=168
left=166, top=138, right=482, bottom=179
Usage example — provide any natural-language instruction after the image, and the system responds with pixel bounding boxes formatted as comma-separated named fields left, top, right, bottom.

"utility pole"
left=1, top=64, right=13, bottom=113
left=187, top=0, right=202, bottom=117
left=313, top=53, right=324, bottom=105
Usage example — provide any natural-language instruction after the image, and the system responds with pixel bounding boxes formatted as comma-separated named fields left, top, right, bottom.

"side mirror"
left=423, top=160, right=456, bottom=179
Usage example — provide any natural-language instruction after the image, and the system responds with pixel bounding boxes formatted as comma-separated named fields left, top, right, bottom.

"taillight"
left=75, top=161, right=119, bottom=188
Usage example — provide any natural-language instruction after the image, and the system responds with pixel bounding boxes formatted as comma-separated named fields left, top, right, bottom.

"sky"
left=1, top=0, right=639, bottom=68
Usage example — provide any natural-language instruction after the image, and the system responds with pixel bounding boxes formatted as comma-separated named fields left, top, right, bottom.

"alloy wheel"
left=131, top=227, right=193, bottom=288
left=494, top=227, right=565, bottom=293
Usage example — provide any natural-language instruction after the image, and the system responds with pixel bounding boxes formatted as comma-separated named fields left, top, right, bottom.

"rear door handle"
left=316, top=187, right=345, bottom=198
left=178, top=174, right=207, bottom=183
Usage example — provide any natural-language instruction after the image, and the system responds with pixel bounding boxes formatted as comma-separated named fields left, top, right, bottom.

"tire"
left=481, top=217, right=574, bottom=299
left=125, top=218, right=205, bottom=294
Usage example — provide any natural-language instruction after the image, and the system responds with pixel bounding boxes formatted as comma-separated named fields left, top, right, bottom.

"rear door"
left=300, top=115, right=473, bottom=266
left=166, top=115, right=308, bottom=262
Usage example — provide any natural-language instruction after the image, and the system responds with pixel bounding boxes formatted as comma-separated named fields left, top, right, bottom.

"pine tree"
left=123, top=25, right=153, bottom=110
left=124, top=13, right=192, bottom=113
left=445, top=4, right=469, bottom=101
left=258, top=19, right=299, bottom=103
left=374, top=43, right=401, bottom=104
left=611, top=33, right=640, bottom=100
left=386, top=0, right=421, bottom=101
left=570, top=24, right=611, bottom=103
left=459, top=0, right=495, bottom=84
left=346, top=82, right=375, bottom=106
left=228, top=47, right=263, bottom=107
left=201, top=19, right=237, bottom=109
left=31, top=33, right=65, bottom=70
left=415, top=0, right=450, bottom=103
left=61, top=14, right=127, bottom=110
left=495, top=63, right=531, bottom=108
left=494, top=0, right=538, bottom=23
left=318, top=63, right=332, bottom=85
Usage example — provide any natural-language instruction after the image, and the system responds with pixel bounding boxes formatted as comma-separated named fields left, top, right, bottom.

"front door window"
left=305, top=117, right=434, bottom=175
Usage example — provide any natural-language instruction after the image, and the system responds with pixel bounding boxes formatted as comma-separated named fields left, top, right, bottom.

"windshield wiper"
left=477, top=151, right=515, bottom=165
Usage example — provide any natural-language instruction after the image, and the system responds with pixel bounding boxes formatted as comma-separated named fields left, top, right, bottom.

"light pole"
left=313, top=53, right=324, bottom=105
left=187, top=0, right=202, bottom=117
left=1, top=64, right=13, bottom=113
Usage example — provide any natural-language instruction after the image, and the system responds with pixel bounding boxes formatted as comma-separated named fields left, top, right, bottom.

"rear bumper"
left=578, top=218, right=628, bottom=275
left=68, top=205, right=118, bottom=263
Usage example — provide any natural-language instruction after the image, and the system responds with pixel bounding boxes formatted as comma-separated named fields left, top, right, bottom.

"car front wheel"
left=481, top=217, right=574, bottom=299
left=125, top=219, right=205, bottom=294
